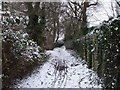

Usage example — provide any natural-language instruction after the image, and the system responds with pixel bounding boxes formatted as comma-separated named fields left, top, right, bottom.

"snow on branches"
left=3, top=29, right=43, bottom=62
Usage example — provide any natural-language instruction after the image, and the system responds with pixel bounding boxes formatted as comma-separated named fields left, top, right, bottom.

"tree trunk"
left=80, top=1, right=89, bottom=36
left=25, top=2, right=45, bottom=49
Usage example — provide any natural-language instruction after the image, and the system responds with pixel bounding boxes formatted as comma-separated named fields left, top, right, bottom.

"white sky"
left=88, top=0, right=117, bottom=27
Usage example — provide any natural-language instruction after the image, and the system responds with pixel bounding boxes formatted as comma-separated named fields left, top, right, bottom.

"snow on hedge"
left=3, top=29, right=43, bottom=62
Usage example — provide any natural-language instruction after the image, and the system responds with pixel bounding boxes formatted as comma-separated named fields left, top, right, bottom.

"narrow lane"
left=14, top=46, right=102, bottom=88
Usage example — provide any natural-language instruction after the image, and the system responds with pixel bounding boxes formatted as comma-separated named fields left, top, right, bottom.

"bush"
left=73, top=17, right=120, bottom=88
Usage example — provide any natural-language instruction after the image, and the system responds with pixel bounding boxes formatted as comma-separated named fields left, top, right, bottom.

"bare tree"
left=115, top=0, right=120, bottom=16
left=64, top=0, right=98, bottom=48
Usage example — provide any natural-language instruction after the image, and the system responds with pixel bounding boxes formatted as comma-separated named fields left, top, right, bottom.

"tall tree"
left=71, top=0, right=98, bottom=38
left=25, top=2, right=46, bottom=48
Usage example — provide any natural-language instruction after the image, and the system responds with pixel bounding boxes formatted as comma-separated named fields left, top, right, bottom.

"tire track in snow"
left=14, top=46, right=102, bottom=88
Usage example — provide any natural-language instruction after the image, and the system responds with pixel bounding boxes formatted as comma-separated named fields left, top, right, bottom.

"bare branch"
left=71, top=2, right=82, bottom=9
left=68, top=2, right=75, bottom=13
left=115, top=0, right=120, bottom=7
left=87, top=0, right=98, bottom=7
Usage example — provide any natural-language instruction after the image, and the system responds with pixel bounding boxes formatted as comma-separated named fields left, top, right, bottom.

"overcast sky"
left=87, top=0, right=118, bottom=27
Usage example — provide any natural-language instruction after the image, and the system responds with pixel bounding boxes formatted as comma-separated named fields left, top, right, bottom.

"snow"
left=88, top=0, right=117, bottom=27
left=91, top=47, right=95, bottom=52
left=14, top=46, right=102, bottom=88
left=3, top=29, right=42, bottom=62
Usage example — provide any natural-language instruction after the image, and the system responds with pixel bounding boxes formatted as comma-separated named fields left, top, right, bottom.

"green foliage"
left=73, top=17, right=120, bottom=88
left=3, top=29, right=43, bottom=62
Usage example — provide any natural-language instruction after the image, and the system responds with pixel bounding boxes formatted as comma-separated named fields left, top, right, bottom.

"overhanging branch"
left=115, top=0, right=120, bottom=7
left=87, top=0, right=98, bottom=7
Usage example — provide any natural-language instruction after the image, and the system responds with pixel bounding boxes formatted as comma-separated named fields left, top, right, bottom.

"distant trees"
left=64, top=0, right=98, bottom=48
left=44, top=3, right=63, bottom=49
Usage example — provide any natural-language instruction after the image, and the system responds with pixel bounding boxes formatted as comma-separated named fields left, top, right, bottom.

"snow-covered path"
left=14, top=46, right=102, bottom=88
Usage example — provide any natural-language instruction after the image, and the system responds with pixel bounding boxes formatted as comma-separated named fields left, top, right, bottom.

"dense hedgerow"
left=3, top=29, right=44, bottom=62
left=2, top=15, right=45, bottom=62
left=73, top=17, right=120, bottom=88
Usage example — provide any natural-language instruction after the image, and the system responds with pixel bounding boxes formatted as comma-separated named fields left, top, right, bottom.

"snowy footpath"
left=14, top=46, right=102, bottom=88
